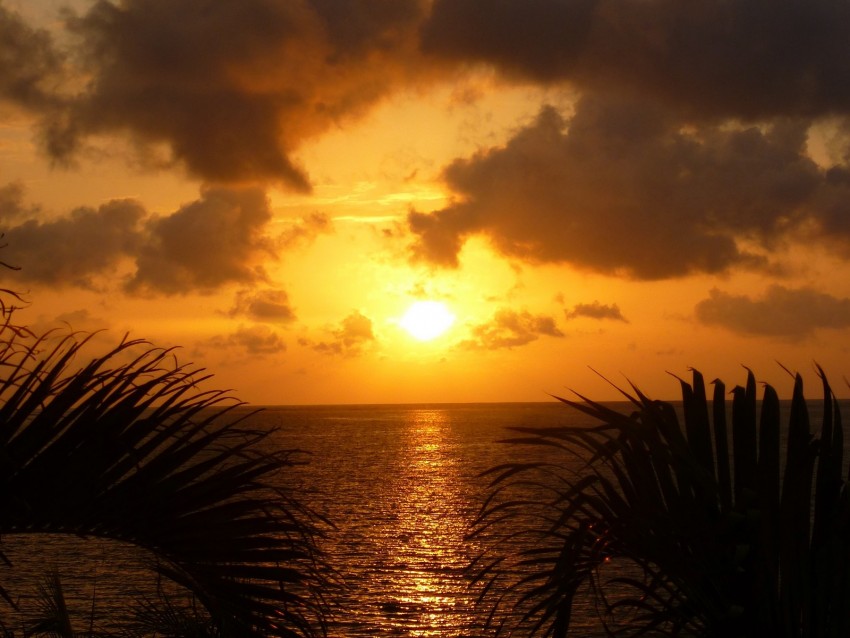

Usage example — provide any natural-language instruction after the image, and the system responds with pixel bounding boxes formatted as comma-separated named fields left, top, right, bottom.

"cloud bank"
left=127, top=187, right=275, bottom=294
left=1, top=198, right=144, bottom=289
left=695, top=285, right=850, bottom=339
left=4, top=0, right=850, bottom=300
left=408, top=96, right=848, bottom=278
left=23, top=0, right=428, bottom=189
left=423, top=0, right=850, bottom=120
left=0, top=184, right=325, bottom=296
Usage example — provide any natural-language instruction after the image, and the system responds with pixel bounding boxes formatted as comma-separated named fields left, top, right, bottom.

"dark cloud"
left=565, top=301, right=627, bottom=322
left=207, top=325, right=287, bottom=356
left=229, top=289, right=296, bottom=324
left=311, top=0, right=424, bottom=56
left=0, top=182, right=38, bottom=223
left=1, top=198, right=144, bottom=289
left=7, top=0, right=850, bottom=196
left=695, top=285, right=850, bottom=339
left=306, top=310, right=375, bottom=356
left=422, top=0, right=850, bottom=120
left=460, top=308, right=564, bottom=350
left=422, top=0, right=593, bottom=83
left=0, top=4, right=64, bottom=111
left=30, top=0, right=427, bottom=188
left=0, top=184, right=286, bottom=295
left=408, top=96, right=831, bottom=279
left=807, top=166, right=850, bottom=256
left=126, top=186, right=275, bottom=295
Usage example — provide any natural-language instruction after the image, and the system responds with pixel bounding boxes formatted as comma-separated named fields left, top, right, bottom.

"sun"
left=399, top=301, right=455, bottom=341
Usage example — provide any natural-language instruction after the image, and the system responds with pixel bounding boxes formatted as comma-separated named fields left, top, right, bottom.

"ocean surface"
left=1, top=399, right=838, bottom=636
left=271, top=402, right=606, bottom=637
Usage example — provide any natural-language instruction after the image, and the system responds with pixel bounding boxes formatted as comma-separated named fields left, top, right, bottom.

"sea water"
left=269, top=402, right=606, bottom=637
left=3, top=399, right=837, bottom=636
left=1, top=401, right=610, bottom=636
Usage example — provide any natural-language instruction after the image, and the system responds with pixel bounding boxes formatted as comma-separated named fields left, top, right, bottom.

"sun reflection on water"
left=379, top=409, right=477, bottom=636
left=312, top=407, right=489, bottom=637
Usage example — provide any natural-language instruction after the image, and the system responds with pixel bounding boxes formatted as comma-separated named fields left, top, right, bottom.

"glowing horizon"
left=2, top=1, right=850, bottom=404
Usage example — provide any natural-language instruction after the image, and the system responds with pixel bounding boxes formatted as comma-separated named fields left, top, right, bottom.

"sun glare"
left=399, top=301, right=455, bottom=341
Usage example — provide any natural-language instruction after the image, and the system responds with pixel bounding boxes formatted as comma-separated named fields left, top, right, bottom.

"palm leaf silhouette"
left=471, top=368, right=850, bottom=637
left=0, top=323, right=329, bottom=637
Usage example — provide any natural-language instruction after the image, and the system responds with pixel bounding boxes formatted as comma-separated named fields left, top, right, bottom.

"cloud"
left=229, top=289, right=296, bottom=324
left=28, top=0, right=427, bottom=188
left=0, top=4, right=64, bottom=111
left=408, top=96, right=831, bottom=279
left=460, top=308, right=564, bottom=350
left=207, top=325, right=287, bottom=356
left=695, top=285, right=850, bottom=339
left=125, top=186, right=275, bottom=295
left=8, top=0, right=850, bottom=197
left=28, top=308, right=112, bottom=337
left=305, top=310, right=375, bottom=356
left=1, top=198, right=144, bottom=289
left=422, top=0, right=850, bottom=120
left=278, top=212, right=333, bottom=249
left=0, top=184, right=286, bottom=295
left=565, top=301, right=627, bottom=322
left=0, top=181, right=39, bottom=223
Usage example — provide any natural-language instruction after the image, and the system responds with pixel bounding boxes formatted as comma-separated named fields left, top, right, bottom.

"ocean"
left=2, top=401, right=610, bottom=636
left=269, top=402, right=606, bottom=637
left=1, top=399, right=837, bottom=636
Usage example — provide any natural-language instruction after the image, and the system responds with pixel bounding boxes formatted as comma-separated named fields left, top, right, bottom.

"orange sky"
left=2, top=0, right=850, bottom=404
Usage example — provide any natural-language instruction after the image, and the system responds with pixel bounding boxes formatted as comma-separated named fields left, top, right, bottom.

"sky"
left=2, top=0, right=850, bottom=405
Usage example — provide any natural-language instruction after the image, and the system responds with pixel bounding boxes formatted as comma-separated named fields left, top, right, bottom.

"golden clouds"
left=406, top=97, right=840, bottom=279
left=34, top=0, right=429, bottom=188
left=0, top=4, right=63, bottom=111
left=4, top=0, right=850, bottom=401
left=696, top=286, right=850, bottom=340
left=0, top=184, right=324, bottom=295
left=460, top=308, right=564, bottom=350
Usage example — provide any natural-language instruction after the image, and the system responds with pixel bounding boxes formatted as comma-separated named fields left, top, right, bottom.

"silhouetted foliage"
left=472, top=367, right=850, bottom=637
left=0, top=252, right=330, bottom=637
left=0, top=235, right=29, bottom=337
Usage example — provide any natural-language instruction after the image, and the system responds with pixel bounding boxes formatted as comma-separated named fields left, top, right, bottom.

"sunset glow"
left=1, top=1, right=849, bottom=404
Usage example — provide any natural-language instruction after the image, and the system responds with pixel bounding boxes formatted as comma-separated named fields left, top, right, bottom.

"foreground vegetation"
left=472, top=368, right=850, bottom=637
left=0, top=258, right=330, bottom=636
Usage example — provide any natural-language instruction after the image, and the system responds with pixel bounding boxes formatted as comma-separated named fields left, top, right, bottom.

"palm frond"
left=26, top=571, right=76, bottom=638
left=471, top=367, right=850, bottom=637
left=0, top=324, right=330, bottom=637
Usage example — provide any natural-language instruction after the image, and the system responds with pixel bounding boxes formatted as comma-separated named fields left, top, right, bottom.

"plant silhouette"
left=0, top=259, right=330, bottom=637
left=472, top=368, right=850, bottom=637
